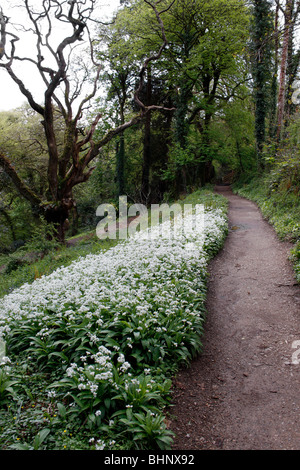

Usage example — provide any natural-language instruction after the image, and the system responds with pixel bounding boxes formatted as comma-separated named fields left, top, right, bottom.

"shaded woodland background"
left=0, top=0, right=299, bottom=252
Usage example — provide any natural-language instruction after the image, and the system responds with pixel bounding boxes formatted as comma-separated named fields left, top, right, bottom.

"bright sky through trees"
left=0, top=0, right=121, bottom=111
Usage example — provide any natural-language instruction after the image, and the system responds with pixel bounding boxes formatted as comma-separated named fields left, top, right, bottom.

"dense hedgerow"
left=0, top=198, right=227, bottom=450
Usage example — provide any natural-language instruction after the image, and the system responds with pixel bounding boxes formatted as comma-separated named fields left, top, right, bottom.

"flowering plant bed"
left=0, top=190, right=228, bottom=450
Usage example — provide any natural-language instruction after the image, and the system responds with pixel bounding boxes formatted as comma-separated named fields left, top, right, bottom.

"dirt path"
left=170, top=186, right=300, bottom=450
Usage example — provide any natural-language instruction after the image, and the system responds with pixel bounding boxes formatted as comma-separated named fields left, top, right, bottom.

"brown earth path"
left=169, top=185, right=300, bottom=450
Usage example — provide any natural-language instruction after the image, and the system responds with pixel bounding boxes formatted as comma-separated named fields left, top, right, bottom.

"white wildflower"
left=95, top=440, right=106, bottom=450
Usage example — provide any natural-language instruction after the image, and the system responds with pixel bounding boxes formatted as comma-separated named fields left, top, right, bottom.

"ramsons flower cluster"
left=0, top=205, right=227, bottom=449
left=0, top=208, right=226, bottom=337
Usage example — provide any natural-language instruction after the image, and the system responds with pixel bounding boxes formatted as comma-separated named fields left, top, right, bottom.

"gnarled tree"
left=0, top=0, right=174, bottom=241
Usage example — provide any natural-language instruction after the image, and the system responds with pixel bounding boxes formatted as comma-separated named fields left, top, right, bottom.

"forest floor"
left=169, top=185, right=300, bottom=450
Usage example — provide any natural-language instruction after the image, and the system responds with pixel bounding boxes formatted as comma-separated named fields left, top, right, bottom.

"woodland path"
left=169, top=185, right=300, bottom=450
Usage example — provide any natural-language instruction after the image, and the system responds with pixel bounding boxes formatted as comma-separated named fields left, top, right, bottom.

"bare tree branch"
left=0, top=151, right=42, bottom=209
left=0, top=7, right=8, bottom=60
left=0, top=0, right=176, bottom=241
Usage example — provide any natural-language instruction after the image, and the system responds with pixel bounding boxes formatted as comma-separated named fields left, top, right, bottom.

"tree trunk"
left=284, top=1, right=300, bottom=128
left=141, top=66, right=152, bottom=203
left=269, top=1, right=280, bottom=139
left=116, top=132, right=126, bottom=197
left=236, top=140, right=245, bottom=173
left=277, top=0, right=293, bottom=142
left=251, top=0, right=273, bottom=166
left=174, top=79, right=192, bottom=193
left=44, top=203, right=71, bottom=243
left=116, top=76, right=127, bottom=198
left=71, top=204, right=79, bottom=237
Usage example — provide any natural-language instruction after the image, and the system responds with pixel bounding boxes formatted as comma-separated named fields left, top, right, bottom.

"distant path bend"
left=170, top=185, right=300, bottom=450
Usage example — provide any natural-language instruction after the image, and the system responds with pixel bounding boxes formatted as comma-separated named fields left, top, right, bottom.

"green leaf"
left=48, top=351, right=69, bottom=361
left=57, top=403, right=67, bottom=419
left=9, top=442, right=32, bottom=450
left=104, top=398, right=111, bottom=409
left=33, top=428, right=50, bottom=450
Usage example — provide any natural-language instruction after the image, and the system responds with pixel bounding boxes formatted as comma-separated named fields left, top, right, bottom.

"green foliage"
left=234, top=174, right=299, bottom=241
left=0, top=198, right=35, bottom=253
left=233, top=111, right=300, bottom=248
left=181, top=188, right=229, bottom=213
left=291, top=242, right=300, bottom=283
left=4, top=255, right=30, bottom=275
left=10, top=428, right=51, bottom=451
left=0, top=106, right=50, bottom=196
left=118, top=408, right=174, bottom=450
left=161, top=142, right=196, bottom=183
left=249, top=0, right=274, bottom=160
left=24, top=216, right=60, bottom=255
left=0, top=368, right=19, bottom=407
left=93, top=0, right=252, bottom=199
